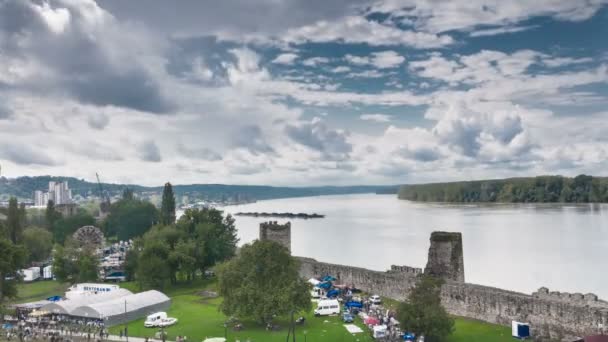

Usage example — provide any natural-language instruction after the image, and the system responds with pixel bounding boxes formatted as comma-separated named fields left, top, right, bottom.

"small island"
left=234, top=212, right=325, bottom=219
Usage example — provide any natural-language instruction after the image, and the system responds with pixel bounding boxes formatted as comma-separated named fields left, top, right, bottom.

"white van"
left=314, top=299, right=340, bottom=316
left=144, top=312, right=168, bottom=327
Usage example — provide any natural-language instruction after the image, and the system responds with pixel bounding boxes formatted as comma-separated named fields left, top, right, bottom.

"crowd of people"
left=2, top=316, right=109, bottom=342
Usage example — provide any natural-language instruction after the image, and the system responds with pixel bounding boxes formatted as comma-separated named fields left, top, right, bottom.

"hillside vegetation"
left=0, top=175, right=396, bottom=201
left=398, top=175, right=608, bottom=203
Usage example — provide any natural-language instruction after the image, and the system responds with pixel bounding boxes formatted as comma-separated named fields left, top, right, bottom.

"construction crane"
left=96, top=172, right=111, bottom=214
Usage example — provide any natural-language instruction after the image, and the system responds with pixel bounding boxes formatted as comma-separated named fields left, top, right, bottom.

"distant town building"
left=34, top=181, right=73, bottom=206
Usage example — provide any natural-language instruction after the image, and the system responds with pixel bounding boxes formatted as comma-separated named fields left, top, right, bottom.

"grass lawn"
left=10, top=280, right=69, bottom=304
left=448, top=318, right=513, bottom=342
left=12, top=281, right=513, bottom=342
left=110, top=280, right=374, bottom=342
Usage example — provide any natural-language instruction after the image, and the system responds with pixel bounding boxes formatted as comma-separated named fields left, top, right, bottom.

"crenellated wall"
left=276, top=224, right=607, bottom=339
left=299, top=256, right=608, bottom=339
left=297, top=257, right=418, bottom=300
left=440, top=282, right=608, bottom=339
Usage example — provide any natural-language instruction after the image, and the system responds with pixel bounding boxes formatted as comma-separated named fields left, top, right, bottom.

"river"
left=191, top=194, right=608, bottom=298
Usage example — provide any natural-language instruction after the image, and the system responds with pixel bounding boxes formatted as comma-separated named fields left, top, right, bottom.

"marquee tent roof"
left=70, top=290, right=170, bottom=326
left=40, top=288, right=133, bottom=315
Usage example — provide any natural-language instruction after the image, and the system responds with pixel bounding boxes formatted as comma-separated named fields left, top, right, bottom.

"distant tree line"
left=0, top=175, right=395, bottom=202
left=399, top=175, right=608, bottom=203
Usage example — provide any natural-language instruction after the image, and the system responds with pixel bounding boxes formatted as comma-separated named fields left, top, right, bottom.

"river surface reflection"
left=202, top=194, right=607, bottom=298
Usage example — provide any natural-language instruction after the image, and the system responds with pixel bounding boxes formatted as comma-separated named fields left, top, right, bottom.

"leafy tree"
left=123, top=240, right=141, bottom=282
left=160, top=182, right=176, bottom=225
left=217, top=240, right=311, bottom=324
left=397, top=276, right=454, bottom=342
left=136, top=239, right=171, bottom=290
left=0, top=238, right=27, bottom=320
left=104, top=198, right=158, bottom=240
left=0, top=220, right=6, bottom=239
left=122, top=188, right=135, bottom=201
left=77, top=253, right=99, bottom=282
left=52, top=240, right=99, bottom=283
left=52, top=211, right=96, bottom=244
left=22, top=227, right=53, bottom=263
left=6, top=197, right=23, bottom=243
left=177, top=208, right=238, bottom=273
left=45, top=200, right=62, bottom=231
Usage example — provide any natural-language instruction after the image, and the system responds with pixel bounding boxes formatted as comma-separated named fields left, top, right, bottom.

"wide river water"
left=203, top=194, right=607, bottom=298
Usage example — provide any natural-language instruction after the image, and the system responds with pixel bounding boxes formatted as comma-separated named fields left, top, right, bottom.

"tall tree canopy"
left=0, top=238, right=27, bottom=316
left=177, top=208, right=238, bottom=273
left=122, top=188, right=135, bottom=201
left=160, top=182, right=176, bottom=225
left=397, top=276, right=454, bottom=342
left=52, top=211, right=96, bottom=244
left=104, top=198, right=158, bottom=240
left=23, top=227, right=53, bottom=263
left=52, top=239, right=99, bottom=284
left=217, top=240, right=311, bottom=324
left=45, top=200, right=62, bottom=231
left=6, top=197, right=23, bottom=244
left=134, top=207, right=238, bottom=289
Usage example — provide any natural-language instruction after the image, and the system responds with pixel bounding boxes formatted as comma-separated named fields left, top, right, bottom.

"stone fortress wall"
left=259, top=221, right=608, bottom=339
left=259, top=221, right=291, bottom=252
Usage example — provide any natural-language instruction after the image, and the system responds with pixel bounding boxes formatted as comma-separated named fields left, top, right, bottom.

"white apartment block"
left=34, top=181, right=73, bottom=206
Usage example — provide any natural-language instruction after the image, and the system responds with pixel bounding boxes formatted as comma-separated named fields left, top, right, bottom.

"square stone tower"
left=424, top=231, right=465, bottom=283
left=259, top=221, right=291, bottom=252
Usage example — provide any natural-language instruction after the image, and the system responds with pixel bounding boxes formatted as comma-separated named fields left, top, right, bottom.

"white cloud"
left=282, top=15, right=453, bottom=48
left=360, top=113, right=392, bottom=122
left=370, top=0, right=608, bottom=33
left=302, top=57, right=330, bottom=66
left=469, top=25, right=539, bottom=37
left=330, top=66, right=351, bottom=73
left=272, top=53, right=299, bottom=65
left=345, top=51, right=405, bottom=69
left=30, top=1, right=71, bottom=34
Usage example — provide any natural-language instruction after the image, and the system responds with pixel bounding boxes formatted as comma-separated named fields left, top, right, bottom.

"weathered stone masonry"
left=259, top=221, right=291, bottom=252
left=260, top=223, right=608, bottom=339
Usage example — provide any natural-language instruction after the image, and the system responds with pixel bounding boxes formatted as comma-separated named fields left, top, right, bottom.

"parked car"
left=342, top=312, right=354, bottom=323
left=370, top=295, right=382, bottom=305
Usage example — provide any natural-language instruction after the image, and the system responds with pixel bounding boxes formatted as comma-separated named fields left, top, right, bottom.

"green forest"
left=398, top=175, right=608, bottom=203
left=0, top=175, right=396, bottom=202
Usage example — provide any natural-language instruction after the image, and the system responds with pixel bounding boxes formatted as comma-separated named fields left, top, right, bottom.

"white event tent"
left=71, top=290, right=171, bottom=326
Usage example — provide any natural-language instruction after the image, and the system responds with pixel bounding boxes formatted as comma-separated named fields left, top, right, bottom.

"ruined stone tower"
left=424, top=231, right=465, bottom=283
left=259, top=221, right=291, bottom=252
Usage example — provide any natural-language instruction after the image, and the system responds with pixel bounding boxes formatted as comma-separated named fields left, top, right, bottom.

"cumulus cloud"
left=177, top=143, right=222, bottom=161
left=286, top=117, right=352, bottom=161
left=281, top=16, right=453, bottom=48
left=345, top=51, right=405, bottom=69
left=87, top=112, right=110, bottom=130
left=138, top=140, right=162, bottom=162
left=0, top=0, right=174, bottom=114
left=0, top=102, right=12, bottom=120
left=397, top=145, right=442, bottom=162
left=272, top=53, right=299, bottom=65
left=302, top=57, right=330, bottom=66
left=429, top=100, right=533, bottom=161
left=360, top=113, right=392, bottom=122
left=469, top=25, right=539, bottom=37
left=0, top=141, right=58, bottom=166
left=370, top=0, right=608, bottom=34
left=231, top=125, right=275, bottom=155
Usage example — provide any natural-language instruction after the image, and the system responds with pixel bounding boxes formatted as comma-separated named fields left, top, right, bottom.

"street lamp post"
left=124, top=300, right=128, bottom=342
left=224, top=322, right=228, bottom=340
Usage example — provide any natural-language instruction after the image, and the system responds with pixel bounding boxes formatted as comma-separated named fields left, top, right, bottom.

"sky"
left=0, top=0, right=607, bottom=186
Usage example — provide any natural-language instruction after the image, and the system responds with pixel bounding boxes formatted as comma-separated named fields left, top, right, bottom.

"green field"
left=13, top=281, right=513, bottom=341
left=9, top=280, right=69, bottom=304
